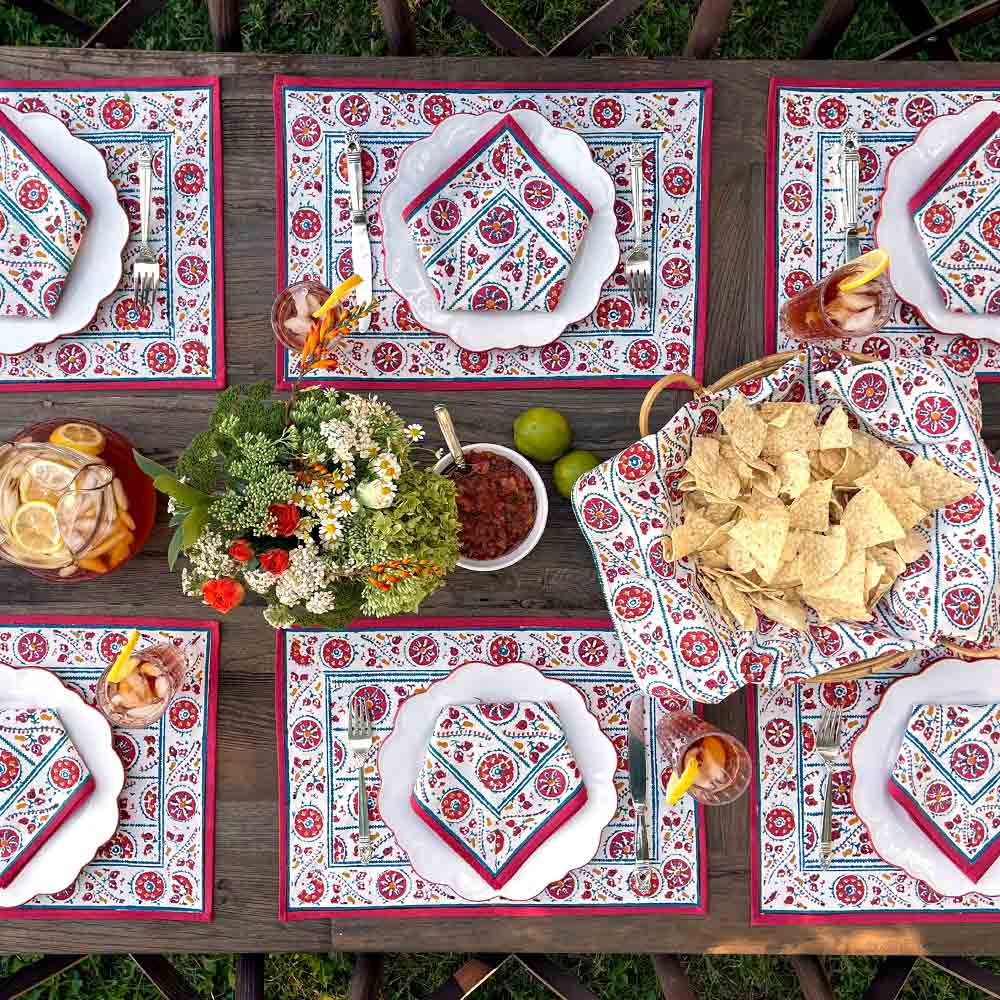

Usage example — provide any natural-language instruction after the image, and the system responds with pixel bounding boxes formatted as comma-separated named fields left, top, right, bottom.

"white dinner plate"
left=0, top=107, right=129, bottom=356
left=380, top=109, right=619, bottom=352
left=377, top=660, right=618, bottom=901
left=852, top=656, right=1000, bottom=897
left=0, top=662, right=124, bottom=907
left=877, top=101, right=1000, bottom=339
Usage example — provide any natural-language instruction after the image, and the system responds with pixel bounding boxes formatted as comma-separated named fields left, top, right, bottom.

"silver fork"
left=623, top=142, right=651, bottom=308
left=347, top=697, right=374, bottom=861
left=816, top=706, right=844, bottom=869
left=131, top=147, right=159, bottom=306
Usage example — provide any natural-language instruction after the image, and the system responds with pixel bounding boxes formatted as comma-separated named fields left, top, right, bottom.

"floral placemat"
left=277, top=617, right=706, bottom=919
left=275, top=77, right=711, bottom=391
left=766, top=77, right=1000, bottom=379
left=0, top=616, right=218, bottom=920
left=749, top=658, right=1000, bottom=924
left=0, top=77, right=224, bottom=391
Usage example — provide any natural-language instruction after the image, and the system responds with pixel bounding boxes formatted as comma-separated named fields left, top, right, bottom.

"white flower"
left=327, top=472, right=349, bottom=494
left=306, top=487, right=331, bottom=512
left=244, top=569, right=275, bottom=595
left=332, top=495, right=360, bottom=517
left=340, top=461, right=356, bottom=479
left=263, top=604, right=295, bottom=629
left=319, top=517, right=343, bottom=545
left=357, top=478, right=396, bottom=509
left=374, top=452, right=401, bottom=481
left=306, top=591, right=337, bottom=615
left=404, top=423, right=425, bottom=442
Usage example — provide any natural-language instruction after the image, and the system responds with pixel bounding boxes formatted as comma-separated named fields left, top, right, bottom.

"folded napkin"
left=0, top=707, right=94, bottom=888
left=410, top=701, right=587, bottom=889
left=402, top=114, right=592, bottom=313
left=909, top=111, right=1000, bottom=315
left=0, top=106, right=90, bottom=320
left=889, top=703, right=1000, bottom=882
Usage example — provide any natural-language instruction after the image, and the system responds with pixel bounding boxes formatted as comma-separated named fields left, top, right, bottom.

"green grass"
left=4, top=0, right=1000, bottom=996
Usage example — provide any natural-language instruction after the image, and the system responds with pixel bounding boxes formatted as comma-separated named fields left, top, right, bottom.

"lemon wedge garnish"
left=107, top=629, right=140, bottom=683
left=10, top=500, right=62, bottom=555
left=665, top=754, right=701, bottom=806
left=838, top=249, right=890, bottom=293
left=312, top=274, right=362, bottom=319
left=49, top=422, right=105, bottom=456
left=19, top=457, right=77, bottom=504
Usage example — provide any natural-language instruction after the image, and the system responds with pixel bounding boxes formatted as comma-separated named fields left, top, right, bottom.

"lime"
left=553, top=450, right=601, bottom=498
left=513, top=408, right=572, bottom=463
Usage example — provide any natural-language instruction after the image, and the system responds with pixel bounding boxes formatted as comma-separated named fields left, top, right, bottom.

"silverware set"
left=840, top=127, right=863, bottom=263
left=345, top=131, right=373, bottom=331
left=627, top=692, right=653, bottom=891
left=623, top=142, right=651, bottom=308
left=347, top=696, right=374, bottom=861
left=816, top=706, right=844, bottom=868
left=131, top=146, right=159, bottom=305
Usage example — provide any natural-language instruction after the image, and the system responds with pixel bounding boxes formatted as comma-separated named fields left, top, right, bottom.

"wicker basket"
left=638, top=350, right=1000, bottom=683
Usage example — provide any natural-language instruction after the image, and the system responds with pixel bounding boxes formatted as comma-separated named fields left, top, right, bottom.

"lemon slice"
left=49, top=422, right=106, bottom=456
left=701, top=734, right=727, bottom=768
left=665, top=754, right=701, bottom=806
left=838, top=249, right=889, bottom=293
left=19, top=457, right=78, bottom=504
left=108, top=629, right=140, bottom=683
left=312, top=274, right=362, bottom=319
left=10, top=500, right=62, bottom=555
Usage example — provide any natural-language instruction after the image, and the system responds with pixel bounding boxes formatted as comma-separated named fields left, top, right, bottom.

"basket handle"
left=639, top=374, right=706, bottom=437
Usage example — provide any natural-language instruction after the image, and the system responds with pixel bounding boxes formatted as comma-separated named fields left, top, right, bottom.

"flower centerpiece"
left=134, top=382, right=460, bottom=629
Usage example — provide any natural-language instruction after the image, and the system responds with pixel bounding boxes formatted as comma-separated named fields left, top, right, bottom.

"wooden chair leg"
left=652, top=955, right=697, bottom=1000
left=6, top=0, right=91, bottom=37
left=877, top=0, right=1000, bottom=60
left=547, top=0, right=646, bottom=56
left=130, top=955, right=198, bottom=1000
left=236, top=954, right=265, bottom=1000
left=0, top=956, right=86, bottom=1000
left=790, top=956, right=835, bottom=1000
left=860, top=957, right=916, bottom=1000
left=683, top=0, right=736, bottom=57
left=425, top=956, right=508, bottom=999
left=445, top=0, right=542, bottom=55
left=350, top=954, right=384, bottom=1000
left=206, top=0, right=241, bottom=50
left=799, top=0, right=858, bottom=57
left=516, top=956, right=600, bottom=1000
left=884, top=0, right=958, bottom=58
left=378, top=0, right=416, bottom=54
left=84, top=0, right=168, bottom=47
left=925, top=957, right=1000, bottom=1000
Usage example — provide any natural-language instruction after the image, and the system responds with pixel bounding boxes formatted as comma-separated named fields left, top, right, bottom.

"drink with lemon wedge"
left=271, top=280, right=331, bottom=351
left=0, top=420, right=155, bottom=580
left=780, top=249, right=895, bottom=341
left=96, top=630, right=185, bottom=727
left=657, top=710, right=750, bottom=806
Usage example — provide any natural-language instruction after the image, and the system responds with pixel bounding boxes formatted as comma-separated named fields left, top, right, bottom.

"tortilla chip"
left=728, top=509, right=790, bottom=580
left=776, top=451, right=812, bottom=499
left=879, top=485, right=927, bottom=533
left=841, top=487, right=905, bottom=549
left=788, top=479, right=832, bottom=532
left=762, top=407, right=821, bottom=458
left=749, top=592, right=807, bottom=633
left=854, top=450, right=912, bottom=493
left=720, top=395, right=767, bottom=460
left=803, top=549, right=867, bottom=606
left=797, top=525, right=847, bottom=590
left=894, top=527, right=928, bottom=564
left=909, top=457, right=977, bottom=511
left=820, top=406, right=853, bottom=450
left=722, top=535, right=756, bottom=575
left=716, top=576, right=758, bottom=630
left=670, top=508, right=721, bottom=560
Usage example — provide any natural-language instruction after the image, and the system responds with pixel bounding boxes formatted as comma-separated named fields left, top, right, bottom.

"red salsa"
left=456, top=450, right=536, bottom=561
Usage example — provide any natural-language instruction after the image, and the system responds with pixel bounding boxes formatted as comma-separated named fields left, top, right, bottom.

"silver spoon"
left=434, top=405, right=467, bottom=477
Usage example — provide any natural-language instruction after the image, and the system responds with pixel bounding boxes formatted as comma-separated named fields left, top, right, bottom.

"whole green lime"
left=513, top=407, right=572, bottom=462
left=553, top=449, right=601, bottom=498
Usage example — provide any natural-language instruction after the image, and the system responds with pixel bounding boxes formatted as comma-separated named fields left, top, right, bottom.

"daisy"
left=375, top=452, right=401, bottom=481
left=306, top=487, right=331, bottom=512
left=327, top=472, right=349, bottom=494
left=340, top=461, right=356, bottom=479
left=332, top=495, right=360, bottom=517
left=318, top=517, right=342, bottom=546
left=404, top=423, right=425, bottom=442
left=373, top=480, right=397, bottom=504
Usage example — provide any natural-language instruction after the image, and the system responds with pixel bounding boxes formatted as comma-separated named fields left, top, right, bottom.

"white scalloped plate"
left=380, top=110, right=619, bottom=351
left=377, top=660, right=618, bottom=902
left=852, top=657, right=1000, bottom=897
left=0, top=107, right=129, bottom=355
left=877, top=101, right=1000, bottom=338
left=0, top=663, right=124, bottom=907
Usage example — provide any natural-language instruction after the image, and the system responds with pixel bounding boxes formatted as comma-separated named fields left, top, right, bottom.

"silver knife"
left=345, top=131, right=373, bottom=332
left=627, top=693, right=653, bottom=892
left=841, top=127, right=863, bottom=262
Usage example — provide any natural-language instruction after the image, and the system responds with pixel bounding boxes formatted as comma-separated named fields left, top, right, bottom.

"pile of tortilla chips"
left=666, top=397, right=977, bottom=633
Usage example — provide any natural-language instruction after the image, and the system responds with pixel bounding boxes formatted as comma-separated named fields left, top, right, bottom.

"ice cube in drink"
left=271, top=280, right=331, bottom=351
left=656, top=709, right=751, bottom=806
left=97, top=642, right=187, bottom=727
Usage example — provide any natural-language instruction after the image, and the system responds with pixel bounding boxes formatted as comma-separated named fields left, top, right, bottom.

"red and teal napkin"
left=889, top=703, right=1000, bottom=882
left=410, top=701, right=587, bottom=890
left=0, top=707, right=95, bottom=889
left=0, top=105, right=90, bottom=319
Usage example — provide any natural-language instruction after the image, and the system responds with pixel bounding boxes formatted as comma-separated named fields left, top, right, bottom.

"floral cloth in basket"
left=402, top=114, right=592, bottom=313
left=0, top=707, right=94, bottom=888
left=890, top=702, right=1000, bottom=882
left=410, top=701, right=587, bottom=889
left=910, top=110, right=1000, bottom=314
left=573, top=348, right=1000, bottom=704
left=0, top=106, right=90, bottom=319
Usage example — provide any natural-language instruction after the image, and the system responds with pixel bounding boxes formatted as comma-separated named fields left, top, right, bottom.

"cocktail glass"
left=0, top=420, right=156, bottom=581
left=96, top=642, right=187, bottom=728
left=271, top=280, right=331, bottom=352
left=779, top=263, right=894, bottom=341
left=656, top=709, right=751, bottom=806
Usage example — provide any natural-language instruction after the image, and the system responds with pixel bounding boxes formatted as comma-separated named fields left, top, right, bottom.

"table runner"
left=765, top=77, right=1000, bottom=380
left=749, top=658, right=1000, bottom=924
left=277, top=617, right=706, bottom=919
left=274, top=77, right=711, bottom=391
left=0, top=77, right=224, bottom=391
left=0, top=616, right=218, bottom=920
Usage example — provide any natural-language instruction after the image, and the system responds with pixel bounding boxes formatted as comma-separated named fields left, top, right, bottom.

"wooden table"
left=1, top=48, right=999, bottom=958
